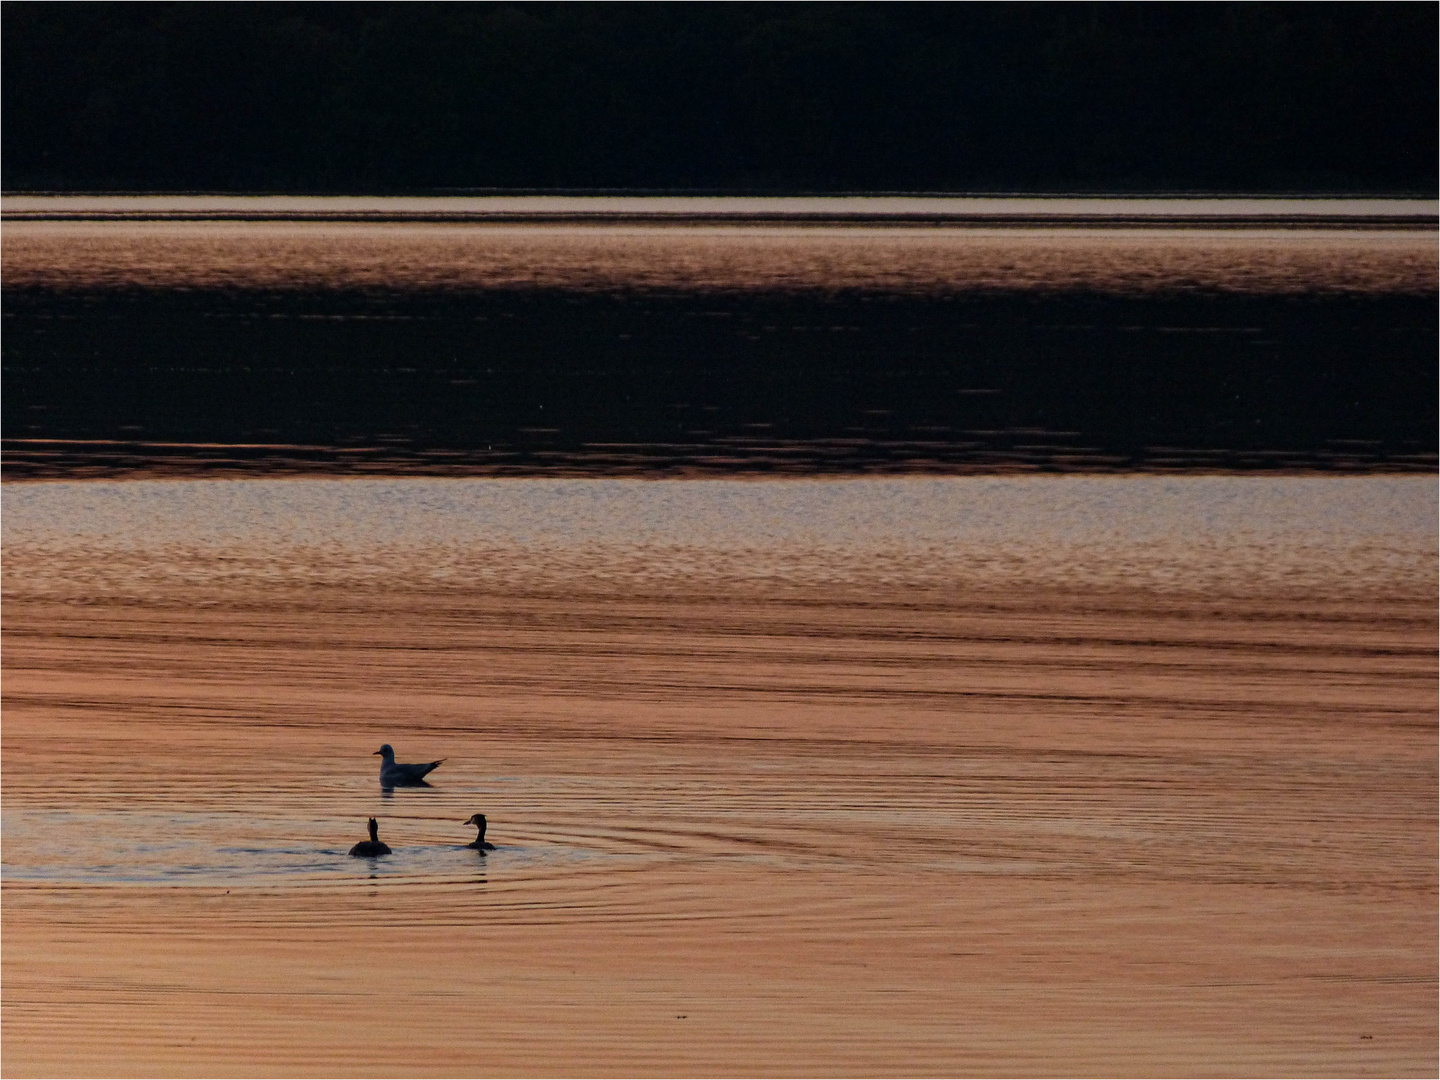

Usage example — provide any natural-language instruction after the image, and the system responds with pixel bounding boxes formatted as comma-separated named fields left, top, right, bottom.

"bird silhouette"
left=349, top=817, right=392, bottom=857
left=375, top=744, right=444, bottom=786
left=465, top=813, right=497, bottom=851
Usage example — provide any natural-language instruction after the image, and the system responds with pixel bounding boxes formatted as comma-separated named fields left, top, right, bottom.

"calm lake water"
left=4, top=475, right=1436, bottom=1075
left=4, top=196, right=1436, bottom=476
left=4, top=475, right=1436, bottom=606
left=6, top=194, right=1435, bottom=293
left=3, top=198, right=1436, bottom=1074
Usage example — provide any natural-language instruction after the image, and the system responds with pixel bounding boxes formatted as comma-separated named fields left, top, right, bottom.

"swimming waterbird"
left=465, top=813, right=497, bottom=851
left=349, top=817, right=392, bottom=857
left=375, top=744, right=444, bottom=786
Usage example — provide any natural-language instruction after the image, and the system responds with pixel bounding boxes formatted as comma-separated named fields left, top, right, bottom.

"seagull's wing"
left=385, top=759, right=445, bottom=783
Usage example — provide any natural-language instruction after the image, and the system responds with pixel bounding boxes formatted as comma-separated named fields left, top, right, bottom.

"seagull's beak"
left=373, top=750, right=383, bottom=756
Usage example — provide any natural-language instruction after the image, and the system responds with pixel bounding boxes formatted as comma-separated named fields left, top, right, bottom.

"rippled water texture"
left=5, top=197, right=1436, bottom=479
left=5, top=218, right=1436, bottom=296
left=5, top=475, right=1437, bottom=603
left=4, top=476, right=1436, bottom=1076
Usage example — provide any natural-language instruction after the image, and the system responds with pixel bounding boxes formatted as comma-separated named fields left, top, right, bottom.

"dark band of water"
left=4, top=208, right=1435, bottom=479
left=6, top=288, right=1434, bottom=479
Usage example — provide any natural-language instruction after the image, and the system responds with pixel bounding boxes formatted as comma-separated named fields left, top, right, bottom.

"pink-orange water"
left=3, top=476, right=1436, bottom=1076
left=6, top=220, right=1437, bottom=298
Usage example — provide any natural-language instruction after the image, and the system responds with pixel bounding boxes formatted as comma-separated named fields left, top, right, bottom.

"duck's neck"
left=474, top=821, right=487, bottom=845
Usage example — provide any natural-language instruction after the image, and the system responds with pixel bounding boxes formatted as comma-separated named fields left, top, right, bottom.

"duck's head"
left=367, top=817, right=380, bottom=842
left=465, top=813, right=487, bottom=827
left=373, top=744, right=395, bottom=761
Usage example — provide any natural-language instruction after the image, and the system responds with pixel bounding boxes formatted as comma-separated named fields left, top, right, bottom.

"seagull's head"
left=374, top=744, right=395, bottom=761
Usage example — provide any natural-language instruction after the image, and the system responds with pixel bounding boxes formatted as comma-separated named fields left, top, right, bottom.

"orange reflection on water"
left=4, top=218, right=1436, bottom=297
left=3, top=477, right=1436, bottom=1075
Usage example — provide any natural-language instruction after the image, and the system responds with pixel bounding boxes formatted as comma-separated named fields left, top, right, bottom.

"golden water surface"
left=3, top=477, right=1436, bottom=1077
left=5, top=219, right=1435, bottom=297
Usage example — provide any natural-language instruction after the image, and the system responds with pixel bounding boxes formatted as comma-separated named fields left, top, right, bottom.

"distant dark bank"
left=3, top=4, right=1435, bottom=194
left=4, top=285, right=1434, bottom=479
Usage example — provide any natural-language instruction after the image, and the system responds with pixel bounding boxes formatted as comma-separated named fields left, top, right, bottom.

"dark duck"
left=349, top=817, right=392, bottom=857
left=465, top=813, right=497, bottom=851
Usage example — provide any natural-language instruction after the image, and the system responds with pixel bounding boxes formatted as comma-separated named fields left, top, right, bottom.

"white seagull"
left=374, top=744, right=444, bottom=786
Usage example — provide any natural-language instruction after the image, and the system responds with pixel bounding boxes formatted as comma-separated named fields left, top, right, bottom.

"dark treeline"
left=3, top=2, right=1435, bottom=193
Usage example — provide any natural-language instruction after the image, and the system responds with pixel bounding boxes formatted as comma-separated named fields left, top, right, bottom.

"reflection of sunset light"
left=3, top=197, right=1435, bottom=297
